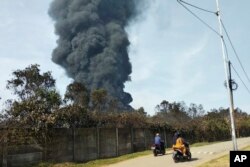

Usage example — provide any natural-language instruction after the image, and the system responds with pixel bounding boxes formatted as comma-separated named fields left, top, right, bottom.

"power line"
left=222, top=37, right=250, bottom=96
left=177, top=0, right=250, bottom=88
left=177, top=0, right=221, bottom=36
left=221, top=20, right=250, bottom=85
left=177, top=0, right=250, bottom=97
left=178, top=0, right=216, bottom=14
left=231, top=63, right=250, bottom=95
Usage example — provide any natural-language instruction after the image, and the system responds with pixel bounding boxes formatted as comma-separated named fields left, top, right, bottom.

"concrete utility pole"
left=215, top=0, right=238, bottom=151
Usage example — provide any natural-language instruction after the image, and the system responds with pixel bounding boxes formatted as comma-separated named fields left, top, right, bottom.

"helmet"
left=175, top=131, right=181, bottom=137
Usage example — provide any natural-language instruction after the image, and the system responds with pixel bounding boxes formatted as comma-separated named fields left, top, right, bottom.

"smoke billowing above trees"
left=49, top=0, right=142, bottom=109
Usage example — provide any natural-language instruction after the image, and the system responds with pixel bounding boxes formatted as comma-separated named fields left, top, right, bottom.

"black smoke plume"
left=49, top=0, right=141, bottom=109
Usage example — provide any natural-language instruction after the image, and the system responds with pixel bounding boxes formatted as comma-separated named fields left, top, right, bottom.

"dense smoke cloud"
left=48, top=0, right=142, bottom=109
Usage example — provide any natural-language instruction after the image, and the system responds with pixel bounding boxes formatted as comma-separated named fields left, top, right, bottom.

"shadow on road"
left=190, top=158, right=199, bottom=161
left=153, top=154, right=167, bottom=157
left=173, top=158, right=199, bottom=163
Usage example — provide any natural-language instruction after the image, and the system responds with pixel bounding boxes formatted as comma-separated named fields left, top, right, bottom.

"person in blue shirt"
left=153, top=133, right=166, bottom=155
left=154, top=133, right=161, bottom=145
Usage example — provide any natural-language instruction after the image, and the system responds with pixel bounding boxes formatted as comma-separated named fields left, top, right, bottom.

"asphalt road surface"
left=105, top=137, right=250, bottom=167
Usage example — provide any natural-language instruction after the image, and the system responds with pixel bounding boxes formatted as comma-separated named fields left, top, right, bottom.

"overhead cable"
left=177, top=0, right=221, bottom=36
left=231, top=63, right=250, bottom=95
left=223, top=39, right=250, bottom=95
left=177, top=0, right=250, bottom=87
left=178, top=0, right=216, bottom=14
left=177, top=0, right=250, bottom=96
left=221, top=20, right=250, bottom=85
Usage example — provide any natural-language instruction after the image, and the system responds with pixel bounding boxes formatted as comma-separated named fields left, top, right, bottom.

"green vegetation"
left=33, top=144, right=249, bottom=167
left=190, top=141, right=219, bottom=147
left=198, top=145, right=250, bottom=167
left=2, top=64, right=250, bottom=138
left=198, top=155, right=229, bottom=167
left=1, top=64, right=250, bottom=165
left=33, top=140, right=230, bottom=167
left=33, top=150, right=152, bottom=167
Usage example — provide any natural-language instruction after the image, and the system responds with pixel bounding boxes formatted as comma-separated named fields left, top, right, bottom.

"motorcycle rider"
left=172, top=132, right=187, bottom=156
left=154, top=133, right=161, bottom=146
left=153, top=133, right=166, bottom=155
left=172, top=131, right=179, bottom=145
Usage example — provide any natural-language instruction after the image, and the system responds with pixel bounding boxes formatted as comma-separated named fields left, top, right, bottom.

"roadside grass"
left=190, top=141, right=219, bottom=147
left=33, top=141, right=227, bottom=167
left=198, top=145, right=250, bottom=167
left=33, top=150, right=153, bottom=167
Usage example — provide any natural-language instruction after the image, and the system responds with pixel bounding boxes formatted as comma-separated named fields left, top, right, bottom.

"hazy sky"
left=0, top=0, right=250, bottom=115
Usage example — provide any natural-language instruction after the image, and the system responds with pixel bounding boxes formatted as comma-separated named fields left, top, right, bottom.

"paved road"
left=105, top=137, right=250, bottom=167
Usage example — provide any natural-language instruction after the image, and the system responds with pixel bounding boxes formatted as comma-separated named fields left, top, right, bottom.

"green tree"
left=5, top=64, right=61, bottom=149
left=64, top=82, right=89, bottom=108
left=91, top=88, right=108, bottom=112
left=107, top=98, right=119, bottom=113
left=154, top=100, right=191, bottom=128
left=54, top=105, right=95, bottom=128
left=234, top=108, right=250, bottom=137
left=136, top=107, right=147, bottom=116
left=54, top=82, right=94, bottom=128
left=188, top=103, right=205, bottom=119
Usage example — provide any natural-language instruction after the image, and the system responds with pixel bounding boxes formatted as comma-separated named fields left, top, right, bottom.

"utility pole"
left=215, top=0, right=238, bottom=151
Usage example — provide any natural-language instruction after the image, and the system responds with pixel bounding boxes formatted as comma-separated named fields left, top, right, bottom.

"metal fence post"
left=2, top=134, right=7, bottom=167
left=72, top=128, right=75, bottom=161
left=144, top=129, right=147, bottom=150
left=163, top=128, right=167, bottom=148
left=116, top=128, right=119, bottom=156
left=96, top=127, right=100, bottom=158
left=130, top=128, right=134, bottom=153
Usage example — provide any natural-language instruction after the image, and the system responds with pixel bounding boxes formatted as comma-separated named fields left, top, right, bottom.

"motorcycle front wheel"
left=186, top=152, right=192, bottom=161
left=172, top=152, right=179, bottom=163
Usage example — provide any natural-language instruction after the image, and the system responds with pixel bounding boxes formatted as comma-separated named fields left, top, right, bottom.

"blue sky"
left=0, top=0, right=250, bottom=115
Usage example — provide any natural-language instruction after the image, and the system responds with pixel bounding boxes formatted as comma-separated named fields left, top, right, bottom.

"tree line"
left=1, top=64, right=250, bottom=146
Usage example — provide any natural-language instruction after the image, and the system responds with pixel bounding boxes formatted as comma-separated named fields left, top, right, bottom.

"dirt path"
left=105, top=137, right=250, bottom=167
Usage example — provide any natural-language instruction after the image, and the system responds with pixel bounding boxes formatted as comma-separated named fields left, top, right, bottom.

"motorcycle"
left=172, top=142, right=192, bottom=162
left=151, top=141, right=166, bottom=156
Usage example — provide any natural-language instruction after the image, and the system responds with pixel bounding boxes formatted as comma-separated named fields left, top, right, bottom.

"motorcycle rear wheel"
left=153, top=150, right=157, bottom=156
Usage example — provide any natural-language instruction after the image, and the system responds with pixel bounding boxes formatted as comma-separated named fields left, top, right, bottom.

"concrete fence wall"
left=0, top=128, right=172, bottom=167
